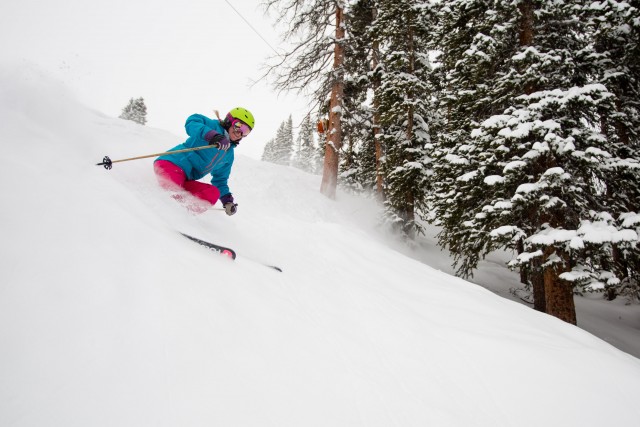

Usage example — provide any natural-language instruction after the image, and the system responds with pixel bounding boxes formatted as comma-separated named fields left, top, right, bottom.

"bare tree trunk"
left=320, top=5, right=345, bottom=199
left=519, top=0, right=535, bottom=95
left=543, top=247, right=577, bottom=325
left=518, top=238, right=548, bottom=311
left=531, top=257, right=546, bottom=313
left=518, top=0, right=534, bottom=45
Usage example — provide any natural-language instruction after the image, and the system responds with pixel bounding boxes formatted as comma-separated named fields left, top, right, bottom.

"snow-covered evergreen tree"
left=431, top=0, right=640, bottom=322
left=430, top=0, right=549, bottom=286
left=292, top=115, right=319, bottom=174
left=339, top=0, right=377, bottom=194
left=119, top=97, right=147, bottom=125
left=278, top=115, right=294, bottom=166
left=339, top=102, right=375, bottom=193
left=584, top=0, right=640, bottom=302
left=261, top=137, right=277, bottom=163
left=262, top=116, right=294, bottom=166
left=587, top=0, right=640, bottom=149
left=371, top=0, right=438, bottom=238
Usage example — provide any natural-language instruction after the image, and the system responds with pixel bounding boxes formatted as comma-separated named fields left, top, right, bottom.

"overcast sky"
left=0, top=0, right=309, bottom=159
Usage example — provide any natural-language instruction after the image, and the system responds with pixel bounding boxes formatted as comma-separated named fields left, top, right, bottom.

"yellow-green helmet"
left=227, top=107, right=255, bottom=130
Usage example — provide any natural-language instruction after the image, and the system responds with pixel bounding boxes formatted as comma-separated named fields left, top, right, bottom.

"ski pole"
left=96, top=144, right=219, bottom=170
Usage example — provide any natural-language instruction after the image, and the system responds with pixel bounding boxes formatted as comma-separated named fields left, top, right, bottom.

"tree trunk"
left=518, top=0, right=534, bottom=46
left=401, top=21, right=416, bottom=236
left=543, top=247, right=577, bottom=325
left=531, top=257, right=546, bottom=313
left=518, top=0, right=536, bottom=95
left=320, top=5, right=345, bottom=199
left=517, top=238, right=528, bottom=285
left=518, top=238, right=548, bottom=312
left=372, top=8, right=384, bottom=200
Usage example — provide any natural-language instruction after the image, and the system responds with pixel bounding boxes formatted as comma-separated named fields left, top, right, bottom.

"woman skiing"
left=154, top=107, right=254, bottom=215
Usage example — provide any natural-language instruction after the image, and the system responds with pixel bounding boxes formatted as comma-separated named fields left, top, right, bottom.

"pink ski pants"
left=154, top=160, right=220, bottom=205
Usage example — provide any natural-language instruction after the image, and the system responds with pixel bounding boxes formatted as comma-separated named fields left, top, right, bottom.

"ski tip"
left=221, top=249, right=235, bottom=259
left=180, top=232, right=237, bottom=259
left=180, top=232, right=281, bottom=271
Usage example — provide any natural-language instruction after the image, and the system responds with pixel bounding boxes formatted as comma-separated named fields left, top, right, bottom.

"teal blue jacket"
left=156, top=114, right=235, bottom=197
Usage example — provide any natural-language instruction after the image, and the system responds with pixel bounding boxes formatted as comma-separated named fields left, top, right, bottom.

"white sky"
left=0, top=0, right=309, bottom=159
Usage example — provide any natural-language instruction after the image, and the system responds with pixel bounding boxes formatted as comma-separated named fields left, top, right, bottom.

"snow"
left=543, top=166, right=565, bottom=177
left=483, top=175, right=504, bottom=185
left=585, top=146, right=612, bottom=158
left=2, top=63, right=640, bottom=427
left=444, top=153, right=469, bottom=165
left=489, top=225, right=519, bottom=237
left=513, top=249, right=544, bottom=264
left=493, top=201, right=513, bottom=210
left=497, top=121, right=533, bottom=139
left=456, top=170, right=477, bottom=181
left=503, top=160, right=527, bottom=172
left=479, top=114, right=511, bottom=129
left=515, top=182, right=539, bottom=194
left=570, top=236, right=586, bottom=249
left=529, top=228, right=578, bottom=246
left=621, top=212, right=640, bottom=227
left=578, top=221, right=639, bottom=244
left=524, top=218, right=639, bottom=248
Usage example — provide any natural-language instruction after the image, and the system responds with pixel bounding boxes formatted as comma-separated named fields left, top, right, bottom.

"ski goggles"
left=231, top=119, right=252, bottom=138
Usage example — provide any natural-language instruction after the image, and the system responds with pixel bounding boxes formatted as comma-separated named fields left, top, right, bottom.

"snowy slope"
left=1, top=63, right=640, bottom=427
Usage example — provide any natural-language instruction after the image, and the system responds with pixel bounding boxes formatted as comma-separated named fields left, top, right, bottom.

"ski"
left=181, top=233, right=237, bottom=259
left=180, top=233, right=283, bottom=272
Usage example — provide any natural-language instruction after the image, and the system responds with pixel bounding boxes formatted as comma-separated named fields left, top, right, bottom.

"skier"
left=154, top=108, right=254, bottom=215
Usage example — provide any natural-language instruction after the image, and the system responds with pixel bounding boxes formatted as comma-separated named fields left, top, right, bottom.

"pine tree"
left=431, top=0, right=546, bottom=297
left=261, top=137, right=277, bottom=163
left=277, top=115, right=294, bottom=166
left=262, top=116, right=294, bottom=166
left=292, top=115, right=318, bottom=174
left=119, top=97, right=147, bottom=125
left=339, top=0, right=377, bottom=194
left=371, top=0, right=438, bottom=238
left=431, top=0, right=640, bottom=323
left=584, top=0, right=640, bottom=302
left=588, top=0, right=640, bottom=149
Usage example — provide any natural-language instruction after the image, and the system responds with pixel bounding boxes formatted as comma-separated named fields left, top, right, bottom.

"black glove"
left=220, top=194, right=238, bottom=216
left=205, top=130, right=231, bottom=151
